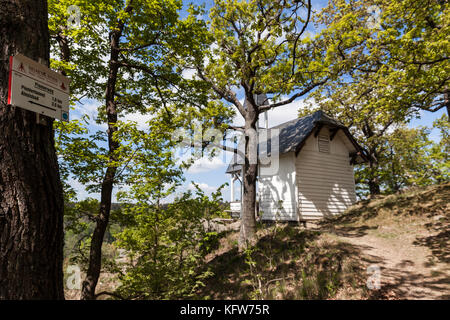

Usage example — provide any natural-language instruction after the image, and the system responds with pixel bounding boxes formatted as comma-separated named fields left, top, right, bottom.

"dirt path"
left=329, top=224, right=450, bottom=300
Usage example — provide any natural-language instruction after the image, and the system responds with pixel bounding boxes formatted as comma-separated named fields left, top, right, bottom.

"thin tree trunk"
left=368, top=177, right=381, bottom=195
left=80, top=16, right=125, bottom=300
left=368, top=158, right=381, bottom=196
left=364, top=139, right=381, bottom=197
left=0, top=0, right=64, bottom=299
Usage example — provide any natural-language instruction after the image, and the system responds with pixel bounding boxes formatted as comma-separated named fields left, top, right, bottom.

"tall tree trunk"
left=368, top=177, right=381, bottom=196
left=368, top=159, right=381, bottom=196
left=239, top=104, right=258, bottom=248
left=80, top=39, right=120, bottom=300
left=0, top=0, right=64, bottom=299
left=80, top=4, right=132, bottom=298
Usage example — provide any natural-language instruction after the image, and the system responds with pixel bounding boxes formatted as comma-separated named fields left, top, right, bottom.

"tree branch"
left=291, top=0, right=311, bottom=75
left=259, top=78, right=329, bottom=112
left=95, top=291, right=128, bottom=300
left=196, top=67, right=246, bottom=116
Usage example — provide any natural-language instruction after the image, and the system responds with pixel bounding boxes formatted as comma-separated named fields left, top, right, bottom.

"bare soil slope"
left=318, top=182, right=449, bottom=299
left=198, top=183, right=449, bottom=300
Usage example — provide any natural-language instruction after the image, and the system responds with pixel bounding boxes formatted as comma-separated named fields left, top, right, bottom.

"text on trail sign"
left=7, top=54, right=70, bottom=121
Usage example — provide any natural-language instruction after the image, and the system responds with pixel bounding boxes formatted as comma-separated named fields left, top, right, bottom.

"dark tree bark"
left=0, top=0, right=65, bottom=299
left=368, top=177, right=381, bottom=196
left=80, top=2, right=133, bottom=300
left=362, top=125, right=382, bottom=197
left=239, top=100, right=258, bottom=247
left=367, top=157, right=381, bottom=196
left=196, top=2, right=315, bottom=249
left=80, top=30, right=120, bottom=301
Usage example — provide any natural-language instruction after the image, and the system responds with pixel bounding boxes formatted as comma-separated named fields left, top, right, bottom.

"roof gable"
left=272, top=110, right=344, bottom=154
left=226, top=110, right=367, bottom=174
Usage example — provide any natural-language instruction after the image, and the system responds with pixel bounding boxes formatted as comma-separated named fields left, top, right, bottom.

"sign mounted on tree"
left=7, top=54, right=70, bottom=122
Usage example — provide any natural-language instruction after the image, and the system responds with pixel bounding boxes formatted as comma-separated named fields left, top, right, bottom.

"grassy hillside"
left=195, top=183, right=450, bottom=300
left=64, top=183, right=449, bottom=300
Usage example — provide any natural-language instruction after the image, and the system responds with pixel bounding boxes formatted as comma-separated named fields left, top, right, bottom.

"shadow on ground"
left=317, top=183, right=450, bottom=300
left=195, top=225, right=370, bottom=300
left=195, top=183, right=449, bottom=300
left=414, top=220, right=450, bottom=265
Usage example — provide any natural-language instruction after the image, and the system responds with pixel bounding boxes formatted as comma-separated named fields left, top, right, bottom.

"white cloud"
left=182, top=68, right=197, bottom=80
left=74, top=99, right=100, bottom=120
left=203, top=43, right=219, bottom=69
left=122, top=112, right=154, bottom=130
left=68, top=177, right=91, bottom=200
left=232, top=98, right=308, bottom=128
left=188, top=182, right=217, bottom=193
left=188, top=182, right=230, bottom=200
left=165, top=181, right=230, bottom=203
left=264, top=99, right=307, bottom=127
left=186, top=156, right=226, bottom=174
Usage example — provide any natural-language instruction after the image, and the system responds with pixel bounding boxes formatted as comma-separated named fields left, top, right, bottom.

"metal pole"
left=230, top=175, right=234, bottom=202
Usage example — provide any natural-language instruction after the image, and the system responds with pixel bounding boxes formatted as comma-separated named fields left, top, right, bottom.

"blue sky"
left=183, top=104, right=446, bottom=203
left=69, top=97, right=446, bottom=203
left=67, top=0, right=447, bottom=203
left=180, top=0, right=447, bottom=202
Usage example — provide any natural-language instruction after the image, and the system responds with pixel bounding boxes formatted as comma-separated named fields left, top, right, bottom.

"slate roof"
left=226, top=110, right=366, bottom=174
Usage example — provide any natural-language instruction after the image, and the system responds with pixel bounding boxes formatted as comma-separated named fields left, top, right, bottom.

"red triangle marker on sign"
left=8, top=54, right=71, bottom=122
